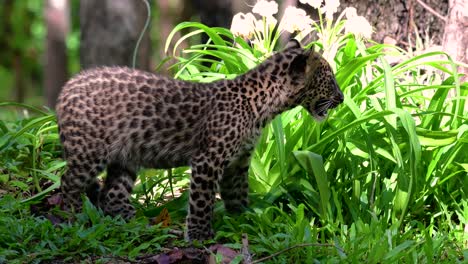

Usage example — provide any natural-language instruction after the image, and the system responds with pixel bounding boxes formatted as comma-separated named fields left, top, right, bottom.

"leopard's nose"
left=332, top=79, right=343, bottom=104
left=337, top=90, right=344, bottom=103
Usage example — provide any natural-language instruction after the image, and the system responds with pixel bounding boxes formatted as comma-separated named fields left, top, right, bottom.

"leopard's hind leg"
left=219, top=141, right=254, bottom=214
left=220, top=151, right=251, bottom=214
left=99, top=162, right=137, bottom=219
left=61, top=154, right=104, bottom=214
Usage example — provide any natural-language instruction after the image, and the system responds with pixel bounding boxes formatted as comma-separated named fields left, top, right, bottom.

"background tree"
left=44, top=0, right=69, bottom=109
left=192, top=0, right=233, bottom=35
left=442, top=0, right=468, bottom=82
left=303, top=0, right=449, bottom=47
left=79, top=0, right=151, bottom=70
left=157, top=0, right=234, bottom=72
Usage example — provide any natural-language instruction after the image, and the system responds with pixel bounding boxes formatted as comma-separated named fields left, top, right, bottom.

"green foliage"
left=0, top=1, right=45, bottom=102
left=0, top=196, right=171, bottom=263
left=0, top=103, right=62, bottom=197
left=163, top=10, right=468, bottom=261
left=216, top=204, right=463, bottom=263
left=0, top=1, right=81, bottom=103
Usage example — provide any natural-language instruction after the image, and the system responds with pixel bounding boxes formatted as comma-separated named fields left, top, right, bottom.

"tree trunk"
left=79, top=0, right=151, bottom=70
left=442, top=0, right=468, bottom=82
left=158, top=0, right=233, bottom=73
left=192, top=0, right=233, bottom=30
left=1, top=0, right=25, bottom=103
left=339, top=0, right=448, bottom=46
left=188, top=0, right=233, bottom=45
left=44, top=0, right=69, bottom=109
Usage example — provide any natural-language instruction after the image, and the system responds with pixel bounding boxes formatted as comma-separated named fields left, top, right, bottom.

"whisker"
left=316, top=102, right=332, bottom=111
left=316, top=100, right=331, bottom=107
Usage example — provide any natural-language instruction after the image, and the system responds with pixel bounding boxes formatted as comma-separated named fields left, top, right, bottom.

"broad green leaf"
left=335, top=53, right=381, bottom=89
left=293, top=151, right=330, bottom=221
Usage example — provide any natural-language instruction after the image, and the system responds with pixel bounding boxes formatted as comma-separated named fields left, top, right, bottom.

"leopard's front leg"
left=186, top=153, right=224, bottom=241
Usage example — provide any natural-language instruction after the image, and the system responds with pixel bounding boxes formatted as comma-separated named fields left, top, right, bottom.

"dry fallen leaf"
left=209, top=244, right=240, bottom=264
left=47, top=192, right=63, bottom=206
left=151, top=207, right=171, bottom=227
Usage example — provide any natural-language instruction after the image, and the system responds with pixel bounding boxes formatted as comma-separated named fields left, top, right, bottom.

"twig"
left=415, top=0, right=447, bottom=22
left=408, top=0, right=416, bottom=44
left=132, top=0, right=151, bottom=68
left=168, top=228, right=184, bottom=236
left=252, top=243, right=343, bottom=264
left=91, top=255, right=137, bottom=263
left=242, top=233, right=252, bottom=264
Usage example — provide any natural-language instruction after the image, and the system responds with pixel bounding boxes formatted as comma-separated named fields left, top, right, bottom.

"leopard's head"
left=284, top=40, right=344, bottom=120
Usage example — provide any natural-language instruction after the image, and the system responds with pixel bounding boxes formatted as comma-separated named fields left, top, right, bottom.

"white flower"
left=252, top=0, right=278, bottom=17
left=265, top=15, right=278, bottom=27
left=345, top=6, right=357, bottom=18
left=299, top=0, right=322, bottom=9
left=344, top=7, right=372, bottom=39
left=230, top=12, right=256, bottom=38
left=279, top=6, right=313, bottom=33
left=254, top=16, right=278, bottom=32
left=50, top=0, right=66, bottom=9
left=322, top=0, right=340, bottom=20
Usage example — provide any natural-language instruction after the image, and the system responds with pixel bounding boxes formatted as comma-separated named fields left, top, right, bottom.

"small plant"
left=0, top=103, right=63, bottom=198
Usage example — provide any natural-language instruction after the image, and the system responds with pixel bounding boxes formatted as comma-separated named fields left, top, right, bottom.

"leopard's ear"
left=289, top=47, right=316, bottom=74
left=306, top=49, right=322, bottom=73
left=289, top=53, right=308, bottom=75
left=285, top=39, right=302, bottom=49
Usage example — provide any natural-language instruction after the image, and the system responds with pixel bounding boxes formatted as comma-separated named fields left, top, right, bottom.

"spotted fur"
left=56, top=40, right=343, bottom=241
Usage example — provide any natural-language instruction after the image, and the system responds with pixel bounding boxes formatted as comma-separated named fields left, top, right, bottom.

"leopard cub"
left=56, top=40, right=343, bottom=241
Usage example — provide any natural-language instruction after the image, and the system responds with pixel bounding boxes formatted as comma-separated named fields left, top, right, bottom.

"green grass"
left=0, top=196, right=172, bottom=263
left=0, top=20, right=467, bottom=263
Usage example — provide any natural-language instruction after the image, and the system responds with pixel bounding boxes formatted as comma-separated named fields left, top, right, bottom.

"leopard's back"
left=56, top=66, right=210, bottom=169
